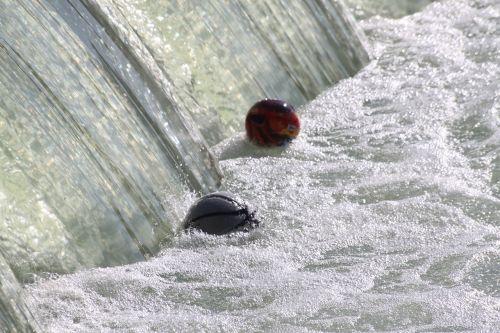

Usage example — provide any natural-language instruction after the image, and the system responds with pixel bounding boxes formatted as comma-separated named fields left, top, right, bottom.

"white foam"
left=26, top=0, right=500, bottom=331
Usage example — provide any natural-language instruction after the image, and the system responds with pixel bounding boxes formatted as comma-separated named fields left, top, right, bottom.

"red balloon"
left=245, top=99, right=300, bottom=147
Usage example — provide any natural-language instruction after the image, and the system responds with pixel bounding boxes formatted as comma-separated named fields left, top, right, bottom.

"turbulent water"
left=0, top=0, right=368, bottom=330
left=22, top=0, right=500, bottom=332
left=0, top=0, right=221, bottom=330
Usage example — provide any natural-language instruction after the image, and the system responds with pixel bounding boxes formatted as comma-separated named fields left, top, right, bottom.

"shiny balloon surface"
left=245, top=99, right=300, bottom=146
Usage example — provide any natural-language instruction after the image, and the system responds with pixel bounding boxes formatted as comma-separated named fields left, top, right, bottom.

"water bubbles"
left=22, top=0, right=500, bottom=331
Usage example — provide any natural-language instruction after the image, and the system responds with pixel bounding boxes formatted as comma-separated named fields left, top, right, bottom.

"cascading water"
left=0, top=0, right=220, bottom=330
left=0, top=0, right=221, bottom=279
left=0, top=0, right=370, bottom=331
left=2, top=0, right=499, bottom=332
left=111, top=0, right=370, bottom=144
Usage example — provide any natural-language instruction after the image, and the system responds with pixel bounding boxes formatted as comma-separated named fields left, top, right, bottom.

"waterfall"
left=0, top=0, right=221, bottom=278
left=114, top=0, right=370, bottom=144
left=0, top=0, right=370, bottom=330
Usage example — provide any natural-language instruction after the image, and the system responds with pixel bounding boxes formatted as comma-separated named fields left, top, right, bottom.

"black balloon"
left=183, top=192, right=259, bottom=235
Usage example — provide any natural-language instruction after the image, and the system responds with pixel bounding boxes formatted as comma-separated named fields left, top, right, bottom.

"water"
left=1, top=0, right=221, bottom=329
left=110, top=0, right=370, bottom=144
left=344, top=0, right=435, bottom=19
left=1, top=0, right=368, bottom=330
left=0, top=0, right=223, bottom=277
left=4, top=0, right=500, bottom=331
